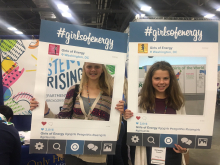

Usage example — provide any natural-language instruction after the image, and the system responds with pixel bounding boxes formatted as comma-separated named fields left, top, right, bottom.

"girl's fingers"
left=176, top=145, right=186, bottom=152
left=177, top=145, right=183, bottom=150
left=30, top=103, right=38, bottom=107
left=173, top=147, right=180, bottom=153
left=115, top=104, right=124, bottom=111
left=173, top=145, right=181, bottom=153
left=174, top=144, right=181, bottom=150
left=30, top=101, right=39, bottom=105
left=30, top=98, right=39, bottom=111
left=116, top=100, right=124, bottom=107
left=173, top=144, right=187, bottom=153
left=30, top=98, right=38, bottom=104
left=124, top=111, right=133, bottom=119
left=30, top=106, right=37, bottom=110
left=116, top=105, right=124, bottom=108
left=115, top=106, right=124, bottom=110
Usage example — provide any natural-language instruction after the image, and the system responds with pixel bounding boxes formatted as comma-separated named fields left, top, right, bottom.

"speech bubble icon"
left=181, top=137, right=192, bottom=145
left=87, top=143, right=95, bottom=150
left=181, top=137, right=188, bottom=143
left=186, top=140, right=192, bottom=145
left=92, top=145, right=98, bottom=151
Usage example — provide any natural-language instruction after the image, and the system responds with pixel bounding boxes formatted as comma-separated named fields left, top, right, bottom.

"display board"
left=196, top=65, right=206, bottom=93
left=185, top=65, right=197, bottom=93
left=128, top=20, right=218, bottom=149
left=173, top=65, right=185, bottom=93
left=46, top=57, right=83, bottom=114
left=0, top=39, right=38, bottom=115
left=30, top=20, right=128, bottom=155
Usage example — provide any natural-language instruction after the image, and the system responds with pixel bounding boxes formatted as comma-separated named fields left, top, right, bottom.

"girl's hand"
left=115, top=100, right=124, bottom=114
left=124, top=109, right=133, bottom=119
left=30, top=98, right=49, bottom=115
left=173, top=144, right=187, bottom=153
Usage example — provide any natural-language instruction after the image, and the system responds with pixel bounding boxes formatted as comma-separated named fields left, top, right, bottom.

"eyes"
left=86, top=65, right=101, bottom=69
left=154, top=77, right=169, bottom=80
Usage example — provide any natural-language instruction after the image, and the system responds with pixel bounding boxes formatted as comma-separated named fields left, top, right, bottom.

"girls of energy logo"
left=138, top=43, right=148, bottom=53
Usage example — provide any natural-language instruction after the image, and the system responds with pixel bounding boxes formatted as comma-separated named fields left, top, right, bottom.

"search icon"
left=147, top=136, right=155, bottom=144
left=53, top=143, right=61, bottom=150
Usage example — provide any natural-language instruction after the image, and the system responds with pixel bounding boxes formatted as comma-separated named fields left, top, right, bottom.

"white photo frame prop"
left=30, top=20, right=127, bottom=155
left=127, top=20, right=218, bottom=149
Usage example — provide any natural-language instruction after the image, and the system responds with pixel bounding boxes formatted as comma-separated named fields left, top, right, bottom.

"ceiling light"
left=217, top=8, right=220, bottom=11
left=135, top=14, right=140, bottom=19
left=51, top=14, right=56, bottom=19
left=204, top=14, right=215, bottom=18
left=8, top=27, right=17, bottom=31
left=61, top=12, right=72, bottom=18
left=140, top=6, right=151, bottom=12
left=57, top=4, right=69, bottom=10
left=14, top=31, right=23, bottom=34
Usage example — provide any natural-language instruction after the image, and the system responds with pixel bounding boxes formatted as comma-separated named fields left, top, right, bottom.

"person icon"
left=54, top=45, right=57, bottom=54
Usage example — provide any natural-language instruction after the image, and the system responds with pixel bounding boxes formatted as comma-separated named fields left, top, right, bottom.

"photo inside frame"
left=45, top=57, right=116, bottom=119
left=139, top=56, right=207, bottom=116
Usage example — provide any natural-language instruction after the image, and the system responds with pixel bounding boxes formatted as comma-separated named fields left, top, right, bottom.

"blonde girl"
left=31, top=62, right=124, bottom=165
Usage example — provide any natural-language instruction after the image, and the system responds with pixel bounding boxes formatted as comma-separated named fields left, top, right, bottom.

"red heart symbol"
left=136, top=116, right=141, bottom=120
left=41, top=122, right=47, bottom=126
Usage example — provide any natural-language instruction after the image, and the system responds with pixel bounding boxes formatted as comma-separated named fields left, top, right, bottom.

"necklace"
left=87, top=83, right=102, bottom=120
left=87, top=83, right=92, bottom=113
left=152, top=105, right=167, bottom=114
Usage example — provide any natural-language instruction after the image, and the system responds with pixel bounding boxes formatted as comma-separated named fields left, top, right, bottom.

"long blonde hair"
left=79, top=63, right=113, bottom=96
left=139, top=61, right=184, bottom=111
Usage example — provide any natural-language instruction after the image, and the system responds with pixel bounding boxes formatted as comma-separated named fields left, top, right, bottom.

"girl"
left=124, top=61, right=188, bottom=165
left=30, top=62, right=124, bottom=165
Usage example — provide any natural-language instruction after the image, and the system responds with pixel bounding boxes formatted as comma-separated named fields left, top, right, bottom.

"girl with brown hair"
left=124, top=61, right=188, bottom=165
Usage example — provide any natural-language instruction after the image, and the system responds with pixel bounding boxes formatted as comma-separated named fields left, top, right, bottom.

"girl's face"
left=84, top=63, right=103, bottom=81
left=152, top=69, right=170, bottom=95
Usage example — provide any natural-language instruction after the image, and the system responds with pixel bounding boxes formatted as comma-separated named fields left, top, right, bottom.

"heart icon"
left=136, top=116, right=141, bottom=120
left=41, top=128, right=44, bottom=131
left=48, top=122, right=53, bottom=126
left=41, top=122, right=47, bottom=126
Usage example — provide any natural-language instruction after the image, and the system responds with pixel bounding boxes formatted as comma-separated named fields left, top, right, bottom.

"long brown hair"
left=139, top=61, right=184, bottom=111
left=79, top=63, right=113, bottom=96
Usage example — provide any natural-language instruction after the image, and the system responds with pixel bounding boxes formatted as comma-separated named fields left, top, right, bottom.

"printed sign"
left=173, top=65, right=185, bottom=93
left=196, top=65, right=206, bottom=93
left=30, top=20, right=128, bottom=154
left=128, top=21, right=218, bottom=149
left=185, top=66, right=197, bottom=93
left=46, top=57, right=83, bottom=114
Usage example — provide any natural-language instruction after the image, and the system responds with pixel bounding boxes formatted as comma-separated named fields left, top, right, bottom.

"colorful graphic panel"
left=1, top=40, right=39, bottom=115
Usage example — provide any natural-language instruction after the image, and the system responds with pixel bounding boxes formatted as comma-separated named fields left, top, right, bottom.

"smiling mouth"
left=90, top=73, right=97, bottom=76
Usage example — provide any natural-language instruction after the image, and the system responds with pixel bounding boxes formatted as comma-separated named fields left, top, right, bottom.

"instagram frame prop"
left=127, top=20, right=218, bottom=149
left=30, top=20, right=127, bottom=155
